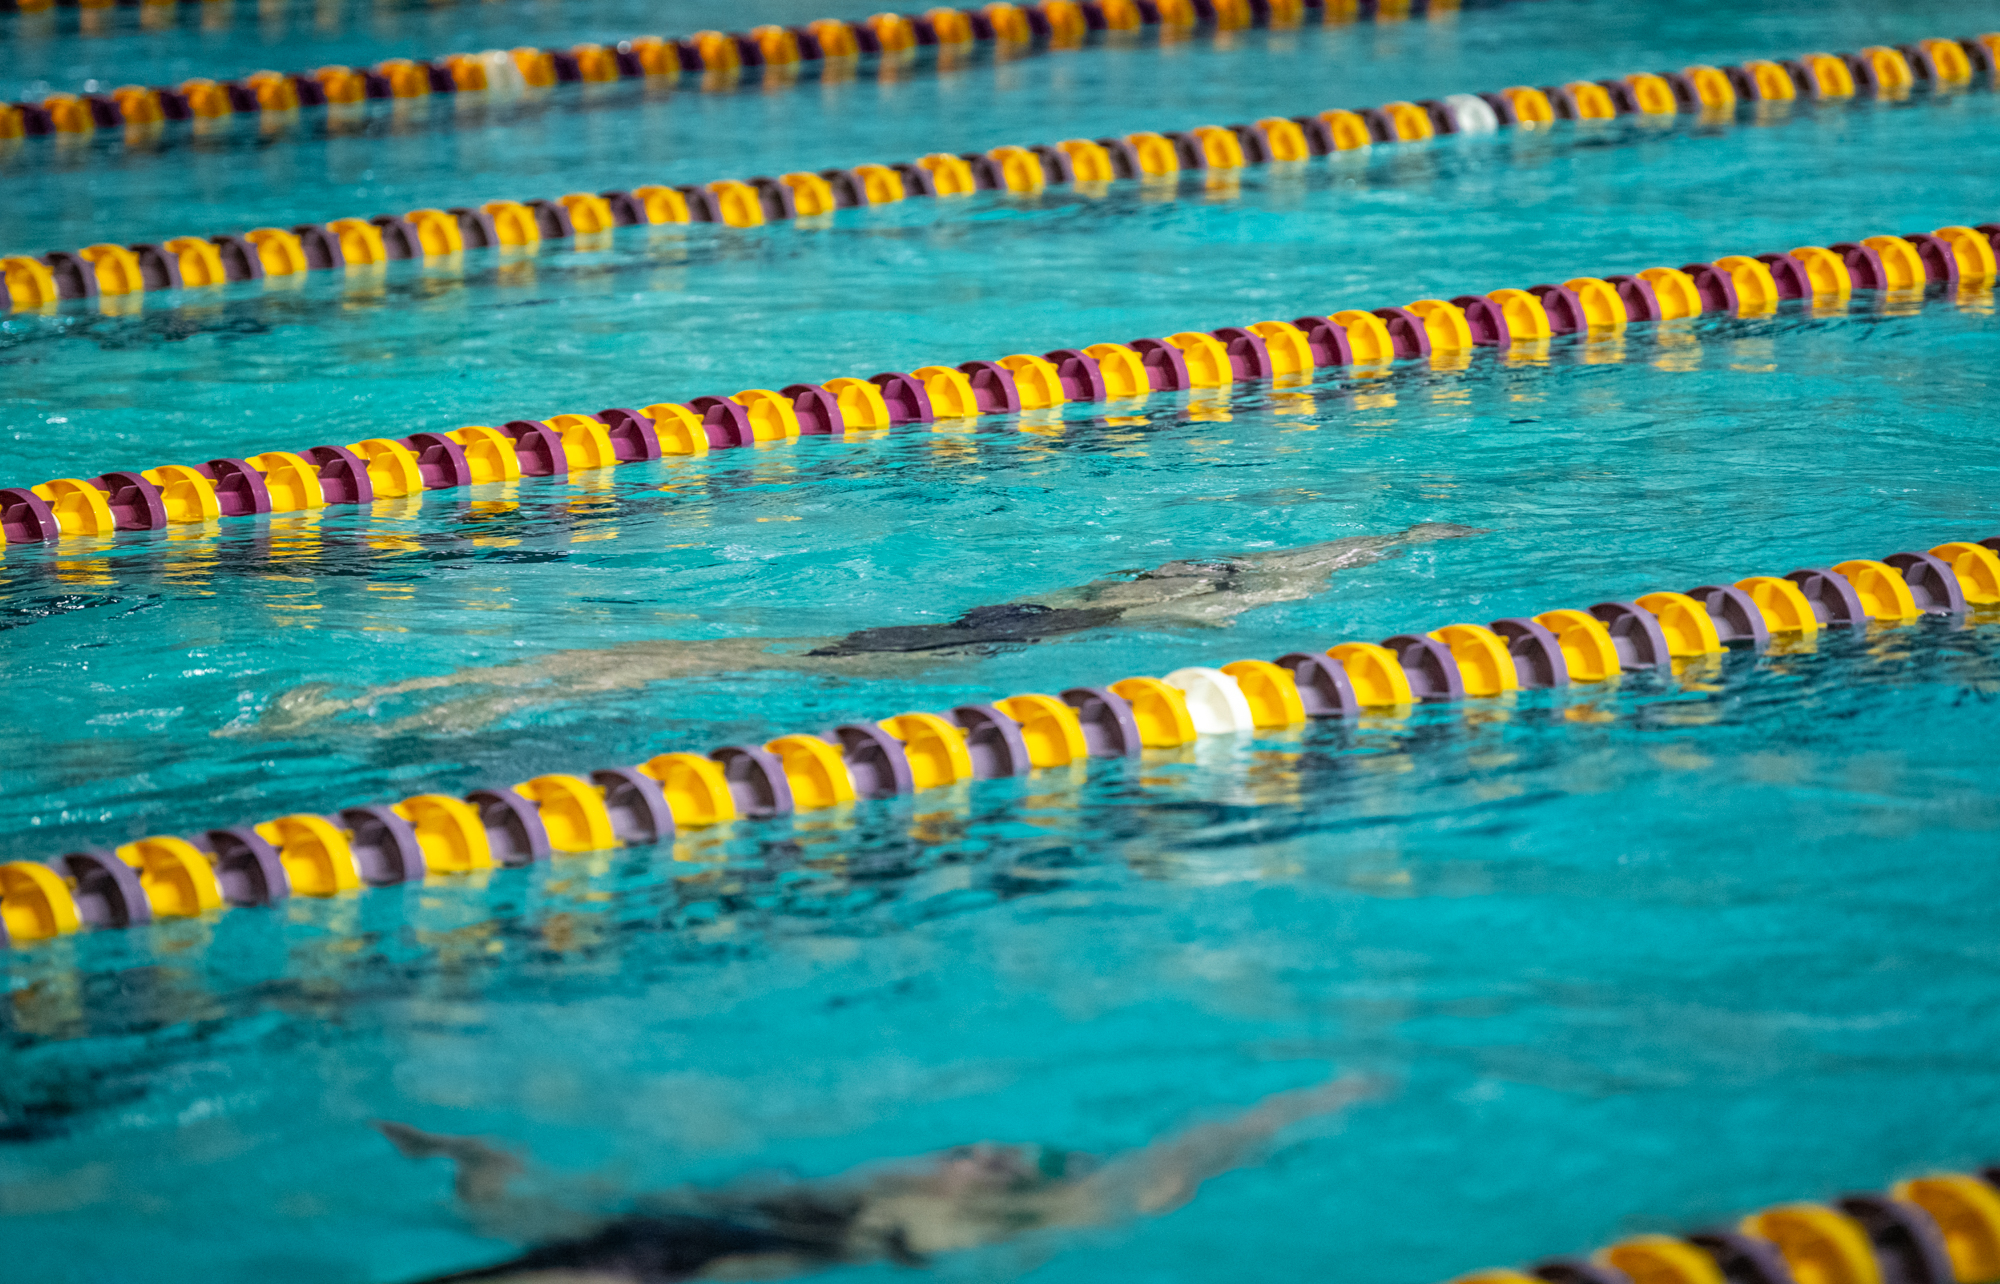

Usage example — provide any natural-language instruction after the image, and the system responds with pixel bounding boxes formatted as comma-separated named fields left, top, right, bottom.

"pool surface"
left=3, top=1, right=1999, bottom=1282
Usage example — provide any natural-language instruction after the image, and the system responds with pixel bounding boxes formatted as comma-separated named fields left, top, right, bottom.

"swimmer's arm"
left=374, top=1120, right=626, bottom=1244
left=249, top=637, right=840, bottom=736
left=1005, top=555, right=1221, bottom=611
left=1061, top=1074, right=1382, bottom=1221
left=698, top=1250, right=847, bottom=1280
left=1113, top=577, right=1316, bottom=627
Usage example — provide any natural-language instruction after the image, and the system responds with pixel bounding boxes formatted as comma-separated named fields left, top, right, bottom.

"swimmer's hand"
left=376, top=1120, right=525, bottom=1207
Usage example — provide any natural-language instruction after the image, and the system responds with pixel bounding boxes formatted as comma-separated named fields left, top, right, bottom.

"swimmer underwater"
left=250, top=522, right=1481, bottom=737
left=384, top=1072, right=1380, bottom=1282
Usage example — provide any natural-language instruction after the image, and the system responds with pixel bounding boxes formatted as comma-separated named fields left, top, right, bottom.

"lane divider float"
left=4, top=33, right=1993, bottom=312
left=1450, top=1167, right=2000, bottom=1284
left=4, top=529, right=1996, bottom=947
left=4, top=219, right=1993, bottom=548
left=0, top=0, right=1504, bottom=152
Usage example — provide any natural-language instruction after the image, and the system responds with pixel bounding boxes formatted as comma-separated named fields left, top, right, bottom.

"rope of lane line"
left=0, top=0, right=1504, bottom=150
left=1450, top=1170, right=2000, bottom=1284
left=2, top=520, right=1997, bottom=948
left=2, top=35, right=1991, bottom=313
left=2, top=220, right=1994, bottom=550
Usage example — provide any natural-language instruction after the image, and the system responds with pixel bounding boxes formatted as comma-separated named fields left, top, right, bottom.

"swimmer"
left=383, top=1072, right=1381, bottom=1281
left=246, top=522, right=1481, bottom=738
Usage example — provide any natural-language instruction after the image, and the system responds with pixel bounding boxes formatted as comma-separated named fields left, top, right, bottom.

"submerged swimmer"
left=249, top=522, right=1480, bottom=737
left=384, top=1073, right=1379, bottom=1282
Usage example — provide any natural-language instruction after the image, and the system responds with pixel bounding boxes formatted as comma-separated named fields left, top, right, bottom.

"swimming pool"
left=4, top=0, right=2000, bottom=1281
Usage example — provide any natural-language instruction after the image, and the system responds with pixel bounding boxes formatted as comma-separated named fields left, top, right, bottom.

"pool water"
left=3, top=0, right=845, bottom=103
left=3, top=0, right=2000, bottom=1281
left=8, top=80, right=2000, bottom=479
left=3, top=0, right=1997, bottom=253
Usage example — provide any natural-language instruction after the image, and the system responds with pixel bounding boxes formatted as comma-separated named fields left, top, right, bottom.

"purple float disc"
left=1, top=488, right=61, bottom=544
left=1380, top=634, right=1467, bottom=700
left=707, top=745, right=795, bottom=817
left=200, top=827, right=290, bottom=905
left=1059, top=686, right=1143, bottom=757
left=92, top=471, right=168, bottom=530
left=955, top=361, right=1021, bottom=414
left=336, top=806, right=426, bottom=885
left=465, top=789, right=551, bottom=865
left=1210, top=327, right=1275, bottom=378
left=1273, top=652, right=1361, bottom=717
left=1370, top=307, right=1432, bottom=359
left=1588, top=601, right=1673, bottom=670
left=56, top=849, right=152, bottom=928
left=1488, top=618, right=1571, bottom=688
left=949, top=705, right=1032, bottom=778
left=304, top=445, right=375, bottom=504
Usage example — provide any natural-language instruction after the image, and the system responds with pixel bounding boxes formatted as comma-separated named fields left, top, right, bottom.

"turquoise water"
left=7, top=85, right=2000, bottom=480
left=3, top=0, right=1997, bottom=252
left=4, top=587, right=1999, bottom=1283
left=5, top=291, right=1999, bottom=847
left=5, top=1, right=2000, bottom=1281
left=2, top=0, right=843, bottom=101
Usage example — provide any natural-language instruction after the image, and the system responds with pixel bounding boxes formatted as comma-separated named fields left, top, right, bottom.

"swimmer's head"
left=1138, top=558, right=1241, bottom=581
left=931, top=1143, right=1072, bottom=1194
